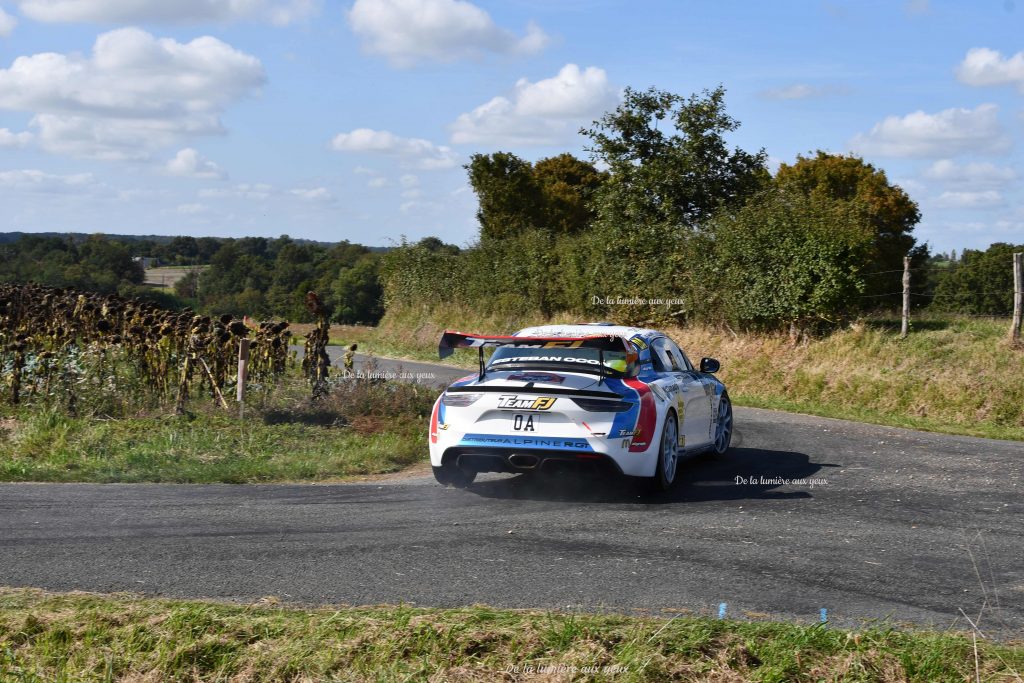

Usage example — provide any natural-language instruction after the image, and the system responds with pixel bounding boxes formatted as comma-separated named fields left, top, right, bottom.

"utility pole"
left=1011, top=252, right=1022, bottom=346
left=901, top=256, right=911, bottom=339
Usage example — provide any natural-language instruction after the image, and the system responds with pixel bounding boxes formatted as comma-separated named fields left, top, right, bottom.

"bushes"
left=705, top=189, right=874, bottom=330
left=380, top=188, right=878, bottom=332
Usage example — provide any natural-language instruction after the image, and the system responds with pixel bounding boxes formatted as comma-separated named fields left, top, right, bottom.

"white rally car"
left=428, top=324, right=733, bottom=491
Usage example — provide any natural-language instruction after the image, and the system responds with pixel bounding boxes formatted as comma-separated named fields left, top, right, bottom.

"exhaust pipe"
left=508, top=453, right=539, bottom=469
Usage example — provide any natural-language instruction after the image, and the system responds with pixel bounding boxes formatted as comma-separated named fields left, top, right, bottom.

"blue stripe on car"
left=458, top=434, right=593, bottom=451
left=603, top=378, right=640, bottom=441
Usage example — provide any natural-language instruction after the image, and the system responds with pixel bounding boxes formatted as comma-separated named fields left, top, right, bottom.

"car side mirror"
left=700, top=357, right=720, bottom=373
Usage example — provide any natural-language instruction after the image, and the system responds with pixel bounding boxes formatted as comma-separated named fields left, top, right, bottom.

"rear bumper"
left=440, top=446, right=624, bottom=477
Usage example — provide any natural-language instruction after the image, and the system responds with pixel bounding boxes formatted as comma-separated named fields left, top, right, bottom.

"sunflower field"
left=0, top=283, right=291, bottom=416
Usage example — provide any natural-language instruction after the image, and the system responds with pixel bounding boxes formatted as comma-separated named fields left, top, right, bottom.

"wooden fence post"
left=237, top=338, right=251, bottom=418
left=1011, top=252, right=1023, bottom=346
left=900, top=256, right=911, bottom=339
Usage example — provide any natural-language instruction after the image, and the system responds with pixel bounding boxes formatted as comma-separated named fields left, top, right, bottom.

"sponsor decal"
left=617, top=428, right=636, bottom=437
left=507, top=372, right=565, bottom=384
left=497, top=395, right=557, bottom=411
left=629, top=335, right=648, bottom=350
left=492, top=356, right=600, bottom=365
left=543, top=340, right=584, bottom=348
left=459, top=433, right=592, bottom=451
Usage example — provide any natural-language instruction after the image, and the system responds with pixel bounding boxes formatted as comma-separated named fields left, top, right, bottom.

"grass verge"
left=0, top=375, right=435, bottom=484
left=1, top=588, right=1021, bottom=682
left=351, top=306, right=1024, bottom=441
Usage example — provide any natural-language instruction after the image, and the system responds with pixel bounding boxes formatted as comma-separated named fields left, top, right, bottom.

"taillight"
left=571, top=397, right=634, bottom=412
left=442, top=392, right=482, bottom=407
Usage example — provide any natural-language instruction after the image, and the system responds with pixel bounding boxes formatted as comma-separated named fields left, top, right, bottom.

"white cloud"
left=450, top=64, right=617, bottom=146
left=177, top=202, right=208, bottom=214
left=290, top=186, right=331, bottom=200
left=0, top=28, right=265, bottom=160
left=166, top=148, right=226, bottom=179
left=892, top=177, right=926, bottom=195
left=348, top=0, right=548, bottom=67
left=849, top=104, right=1009, bottom=158
left=17, top=0, right=318, bottom=26
left=400, top=199, right=442, bottom=214
left=330, top=128, right=458, bottom=170
left=399, top=173, right=419, bottom=188
left=199, top=182, right=273, bottom=199
left=0, top=127, right=32, bottom=147
left=934, top=190, right=1003, bottom=208
left=367, top=176, right=389, bottom=188
left=955, top=47, right=1024, bottom=93
left=923, top=159, right=1016, bottom=186
left=0, top=7, right=17, bottom=37
left=758, top=83, right=847, bottom=100
left=0, top=168, right=96, bottom=192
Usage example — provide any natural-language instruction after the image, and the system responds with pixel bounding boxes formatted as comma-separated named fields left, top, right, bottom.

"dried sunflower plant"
left=0, top=283, right=292, bottom=418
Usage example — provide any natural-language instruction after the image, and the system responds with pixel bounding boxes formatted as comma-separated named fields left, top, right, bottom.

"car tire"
left=432, top=463, right=476, bottom=488
left=712, top=393, right=733, bottom=455
left=652, top=411, right=679, bottom=492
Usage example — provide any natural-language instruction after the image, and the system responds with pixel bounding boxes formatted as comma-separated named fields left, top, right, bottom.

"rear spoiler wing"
left=438, top=330, right=635, bottom=383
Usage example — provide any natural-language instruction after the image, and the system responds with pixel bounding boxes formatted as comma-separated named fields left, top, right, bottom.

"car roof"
left=514, top=323, right=664, bottom=342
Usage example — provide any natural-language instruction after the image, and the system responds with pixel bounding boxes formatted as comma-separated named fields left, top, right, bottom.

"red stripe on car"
left=429, top=397, right=440, bottom=444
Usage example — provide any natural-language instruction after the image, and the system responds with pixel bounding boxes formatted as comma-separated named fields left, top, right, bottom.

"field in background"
left=143, top=265, right=206, bottom=289
left=1, top=588, right=1020, bottom=682
left=340, top=306, right=1024, bottom=441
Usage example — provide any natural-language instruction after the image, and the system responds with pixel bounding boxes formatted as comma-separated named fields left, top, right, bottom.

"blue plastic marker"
left=820, top=608, right=828, bottom=624
left=718, top=602, right=727, bottom=619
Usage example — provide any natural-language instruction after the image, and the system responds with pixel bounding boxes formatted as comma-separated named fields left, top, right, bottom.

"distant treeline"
left=0, top=234, right=384, bottom=324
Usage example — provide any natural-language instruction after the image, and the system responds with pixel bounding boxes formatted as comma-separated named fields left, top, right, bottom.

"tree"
left=774, top=152, right=922, bottom=304
left=583, top=85, right=768, bottom=232
left=331, top=256, right=384, bottom=324
left=532, top=153, right=606, bottom=234
left=931, top=242, right=1024, bottom=315
left=465, top=152, right=543, bottom=241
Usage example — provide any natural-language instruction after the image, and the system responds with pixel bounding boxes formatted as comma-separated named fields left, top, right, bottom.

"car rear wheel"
left=713, top=393, right=733, bottom=455
left=432, top=463, right=476, bottom=488
left=652, top=412, right=679, bottom=492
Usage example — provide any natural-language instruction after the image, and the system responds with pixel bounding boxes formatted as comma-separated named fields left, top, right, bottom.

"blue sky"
left=0, top=0, right=1022, bottom=253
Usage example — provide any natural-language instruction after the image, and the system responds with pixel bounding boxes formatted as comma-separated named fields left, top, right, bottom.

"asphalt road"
left=2, top=355, right=1022, bottom=636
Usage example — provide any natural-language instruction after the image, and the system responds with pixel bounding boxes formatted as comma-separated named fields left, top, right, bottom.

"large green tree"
left=465, top=152, right=605, bottom=239
left=465, top=152, right=543, bottom=241
left=774, top=152, right=923, bottom=304
left=531, top=153, right=607, bottom=235
left=583, top=86, right=768, bottom=232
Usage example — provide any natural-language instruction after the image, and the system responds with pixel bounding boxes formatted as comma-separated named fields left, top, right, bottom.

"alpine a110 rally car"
left=428, top=324, right=733, bottom=491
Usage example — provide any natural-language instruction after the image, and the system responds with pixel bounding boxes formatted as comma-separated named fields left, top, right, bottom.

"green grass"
left=1, top=588, right=1020, bottom=682
left=0, top=408, right=426, bottom=483
left=353, top=306, right=1024, bottom=441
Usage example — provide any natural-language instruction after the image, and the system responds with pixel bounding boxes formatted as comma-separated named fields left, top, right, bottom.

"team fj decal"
left=496, top=395, right=557, bottom=411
